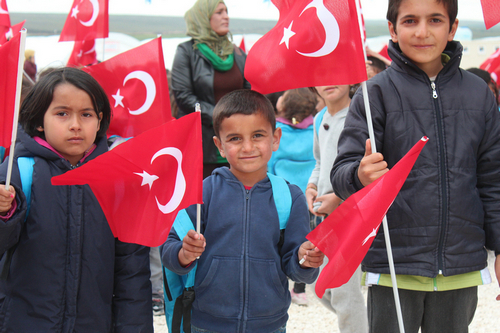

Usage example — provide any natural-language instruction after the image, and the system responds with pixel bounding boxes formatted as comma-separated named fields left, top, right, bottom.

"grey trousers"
left=149, top=246, right=163, bottom=295
left=316, top=260, right=368, bottom=333
left=367, top=285, right=478, bottom=333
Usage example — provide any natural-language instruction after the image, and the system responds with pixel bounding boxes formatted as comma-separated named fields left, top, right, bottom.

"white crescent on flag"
left=123, top=71, right=156, bottom=115
left=79, top=0, right=99, bottom=27
left=0, top=0, right=8, bottom=15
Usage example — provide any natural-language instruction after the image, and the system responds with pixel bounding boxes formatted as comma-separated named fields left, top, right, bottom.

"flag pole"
left=5, top=29, right=28, bottom=190
left=354, top=1, right=405, bottom=332
left=195, top=103, right=202, bottom=235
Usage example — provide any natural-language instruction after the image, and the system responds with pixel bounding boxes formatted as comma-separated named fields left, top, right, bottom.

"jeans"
left=191, top=324, right=286, bottom=333
left=368, top=285, right=478, bottom=333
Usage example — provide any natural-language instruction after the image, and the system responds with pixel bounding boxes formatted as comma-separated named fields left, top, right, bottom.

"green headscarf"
left=184, top=0, right=234, bottom=61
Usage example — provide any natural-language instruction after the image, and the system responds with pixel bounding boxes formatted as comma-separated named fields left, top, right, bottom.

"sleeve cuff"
left=0, top=200, right=17, bottom=221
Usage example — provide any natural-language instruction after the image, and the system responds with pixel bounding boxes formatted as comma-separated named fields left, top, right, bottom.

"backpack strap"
left=267, top=173, right=292, bottom=229
left=18, top=157, right=35, bottom=219
left=315, top=107, right=328, bottom=139
left=0, top=157, right=35, bottom=280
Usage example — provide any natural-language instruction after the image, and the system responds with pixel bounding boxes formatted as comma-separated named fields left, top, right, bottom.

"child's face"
left=38, top=83, right=102, bottom=166
left=388, top=0, right=458, bottom=77
left=213, top=112, right=281, bottom=187
left=315, top=85, right=350, bottom=105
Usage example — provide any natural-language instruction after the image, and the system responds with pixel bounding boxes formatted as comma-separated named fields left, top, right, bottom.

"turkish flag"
left=245, top=0, right=367, bottom=94
left=59, top=0, right=109, bottom=42
left=83, top=37, right=172, bottom=138
left=481, top=0, right=500, bottom=30
left=51, top=113, right=203, bottom=247
left=0, top=20, right=24, bottom=46
left=307, top=137, right=428, bottom=298
left=0, top=32, right=20, bottom=149
left=239, top=36, right=246, bottom=53
left=480, top=48, right=500, bottom=83
left=0, top=0, right=10, bottom=28
left=67, top=39, right=98, bottom=67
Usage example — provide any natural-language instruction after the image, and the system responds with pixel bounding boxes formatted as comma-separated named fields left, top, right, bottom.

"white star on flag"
left=112, top=89, right=125, bottom=108
left=362, top=226, right=379, bottom=246
left=279, top=21, right=296, bottom=49
left=71, top=5, right=79, bottom=19
left=134, top=170, right=159, bottom=190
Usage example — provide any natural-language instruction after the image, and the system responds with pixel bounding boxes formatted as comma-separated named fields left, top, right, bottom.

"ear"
left=272, top=127, right=282, bottom=152
left=213, top=136, right=226, bottom=158
left=36, top=126, right=44, bottom=132
left=388, top=21, right=398, bottom=44
left=97, top=112, right=103, bottom=130
left=448, top=19, right=459, bottom=42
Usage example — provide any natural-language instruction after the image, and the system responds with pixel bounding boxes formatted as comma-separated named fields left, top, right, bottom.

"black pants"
left=368, top=285, right=477, bottom=333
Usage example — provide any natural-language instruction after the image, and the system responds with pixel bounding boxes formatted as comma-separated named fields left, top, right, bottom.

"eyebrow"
left=399, top=12, right=447, bottom=20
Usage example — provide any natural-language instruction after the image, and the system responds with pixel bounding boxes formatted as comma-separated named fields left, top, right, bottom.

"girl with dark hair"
left=0, top=67, right=152, bottom=332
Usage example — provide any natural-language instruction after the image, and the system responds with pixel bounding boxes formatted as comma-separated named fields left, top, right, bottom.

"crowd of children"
left=2, top=0, right=500, bottom=332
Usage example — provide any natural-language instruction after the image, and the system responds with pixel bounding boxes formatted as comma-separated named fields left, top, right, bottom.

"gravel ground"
left=154, top=252, right=500, bottom=332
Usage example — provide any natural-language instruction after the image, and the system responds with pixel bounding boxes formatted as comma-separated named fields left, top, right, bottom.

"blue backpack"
left=162, top=173, right=292, bottom=333
left=0, top=156, right=34, bottom=280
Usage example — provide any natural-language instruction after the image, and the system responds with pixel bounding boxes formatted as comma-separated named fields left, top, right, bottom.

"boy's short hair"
left=367, top=56, right=387, bottom=74
left=387, top=0, right=458, bottom=32
left=281, top=88, right=317, bottom=124
left=213, top=89, right=276, bottom=138
left=20, top=67, right=111, bottom=143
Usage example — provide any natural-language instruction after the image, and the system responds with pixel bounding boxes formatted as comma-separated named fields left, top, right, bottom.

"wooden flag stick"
left=5, top=29, right=28, bottom=189
left=355, top=1, right=405, bottom=332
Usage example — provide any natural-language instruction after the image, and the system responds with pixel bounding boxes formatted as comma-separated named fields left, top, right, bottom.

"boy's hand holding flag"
left=52, top=113, right=203, bottom=247
left=83, top=37, right=172, bottom=138
left=245, top=0, right=366, bottom=94
left=307, top=137, right=428, bottom=297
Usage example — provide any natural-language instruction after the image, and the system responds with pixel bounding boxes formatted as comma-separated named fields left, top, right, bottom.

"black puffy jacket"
left=171, top=39, right=251, bottom=163
left=331, top=41, right=500, bottom=278
left=0, top=128, right=153, bottom=332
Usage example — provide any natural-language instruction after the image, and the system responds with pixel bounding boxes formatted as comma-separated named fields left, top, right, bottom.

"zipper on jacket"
left=239, top=188, right=251, bottom=333
left=431, top=80, right=448, bottom=273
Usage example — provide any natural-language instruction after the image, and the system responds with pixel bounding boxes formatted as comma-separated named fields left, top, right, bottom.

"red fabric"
left=480, top=48, right=500, bottom=83
left=481, top=0, right=500, bottom=30
left=245, top=0, right=367, bottom=94
left=59, top=0, right=109, bottom=42
left=51, top=113, right=204, bottom=247
left=83, top=38, right=172, bottom=138
left=67, top=39, right=98, bottom=67
left=0, top=20, right=24, bottom=46
left=0, top=32, right=20, bottom=149
left=307, top=137, right=428, bottom=298
left=0, top=0, right=10, bottom=28
left=378, top=44, right=392, bottom=62
left=239, top=37, right=246, bottom=53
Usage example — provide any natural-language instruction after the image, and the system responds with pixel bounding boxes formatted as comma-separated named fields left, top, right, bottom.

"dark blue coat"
left=0, top=128, right=153, bottom=332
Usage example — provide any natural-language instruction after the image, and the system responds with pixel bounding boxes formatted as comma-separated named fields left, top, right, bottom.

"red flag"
left=51, top=113, right=203, bottom=247
left=307, top=137, right=428, bottom=298
left=481, top=0, right=500, bottom=30
left=0, top=0, right=10, bottom=28
left=83, top=38, right=172, bottom=138
left=67, top=39, right=98, bottom=67
left=0, top=20, right=24, bottom=46
left=480, top=48, right=500, bottom=83
left=0, top=32, right=20, bottom=149
left=239, top=36, right=246, bottom=53
left=378, top=44, right=392, bottom=62
left=245, top=0, right=367, bottom=94
left=59, top=0, right=109, bottom=42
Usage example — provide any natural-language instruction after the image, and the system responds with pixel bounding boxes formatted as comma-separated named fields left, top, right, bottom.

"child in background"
left=0, top=67, right=153, bottom=332
left=268, top=88, right=317, bottom=306
left=306, top=84, right=368, bottom=333
left=332, top=0, right=500, bottom=331
left=161, top=89, right=324, bottom=333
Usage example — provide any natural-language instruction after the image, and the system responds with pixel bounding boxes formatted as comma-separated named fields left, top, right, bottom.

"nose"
left=242, top=139, right=253, bottom=152
left=68, top=114, right=81, bottom=131
left=415, top=22, right=429, bottom=38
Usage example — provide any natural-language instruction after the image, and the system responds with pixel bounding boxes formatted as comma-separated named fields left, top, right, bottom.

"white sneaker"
left=290, top=290, right=308, bottom=306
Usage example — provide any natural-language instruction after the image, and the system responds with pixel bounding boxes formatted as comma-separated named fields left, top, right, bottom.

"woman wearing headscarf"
left=171, top=0, right=251, bottom=178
